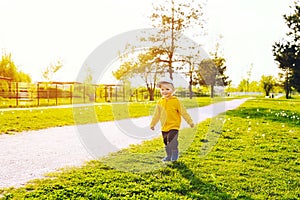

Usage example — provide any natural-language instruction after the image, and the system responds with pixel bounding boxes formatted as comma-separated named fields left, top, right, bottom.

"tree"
left=210, top=36, right=231, bottom=88
left=149, top=0, right=205, bottom=80
left=273, top=1, right=300, bottom=98
left=0, top=51, right=31, bottom=82
left=42, top=60, right=62, bottom=82
left=114, top=0, right=208, bottom=100
left=16, top=71, right=31, bottom=83
left=237, top=79, right=249, bottom=93
left=41, top=60, right=63, bottom=102
left=113, top=49, right=164, bottom=101
left=249, top=81, right=261, bottom=92
left=183, top=56, right=196, bottom=99
left=192, top=38, right=231, bottom=98
left=193, top=58, right=217, bottom=97
left=260, top=75, right=276, bottom=96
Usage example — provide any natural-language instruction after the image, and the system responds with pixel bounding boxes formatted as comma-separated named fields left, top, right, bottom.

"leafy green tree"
left=113, top=49, right=164, bottom=101
left=273, top=1, right=300, bottom=98
left=0, top=52, right=18, bottom=81
left=260, top=75, right=276, bottom=96
left=193, top=42, right=231, bottom=98
left=16, top=71, right=31, bottom=83
left=193, top=59, right=217, bottom=97
left=210, top=36, right=231, bottom=88
left=237, top=79, right=249, bottom=92
left=0, top=52, right=31, bottom=82
left=236, top=79, right=265, bottom=94
left=249, top=81, right=261, bottom=92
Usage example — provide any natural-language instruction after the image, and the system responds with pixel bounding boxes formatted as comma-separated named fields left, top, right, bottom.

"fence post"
left=115, top=86, right=118, bottom=102
left=8, top=80, right=12, bottom=99
left=70, top=84, right=72, bottom=104
left=16, top=82, right=18, bottom=107
left=56, top=84, right=58, bottom=105
left=110, top=87, right=113, bottom=102
left=94, top=85, right=97, bottom=103
left=104, top=86, right=108, bottom=102
left=37, top=83, right=40, bottom=106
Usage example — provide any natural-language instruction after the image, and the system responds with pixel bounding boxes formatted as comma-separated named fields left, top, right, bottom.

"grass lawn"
left=0, top=97, right=217, bottom=134
left=0, top=96, right=299, bottom=199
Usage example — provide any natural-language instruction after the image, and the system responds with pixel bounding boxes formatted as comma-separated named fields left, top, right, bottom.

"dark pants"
left=162, top=129, right=179, bottom=160
left=162, top=129, right=179, bottom=149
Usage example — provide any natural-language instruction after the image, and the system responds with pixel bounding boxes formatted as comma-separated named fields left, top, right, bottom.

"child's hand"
left=150, top=126, right=155, bottom=130
left=190, top=123, right=194, bottom=128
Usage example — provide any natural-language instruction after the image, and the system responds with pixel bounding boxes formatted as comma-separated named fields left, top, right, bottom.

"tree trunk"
left=168, top=61, right=173, bottom=80
left=189, top=73, right=193, bottom=99
left=189, top=84, right=193, bottom=99
left=285, top=81, right=290, bottom=99
left=210, top=85, right=214, bottom=98
left=148, top=87, right=155, bottom=101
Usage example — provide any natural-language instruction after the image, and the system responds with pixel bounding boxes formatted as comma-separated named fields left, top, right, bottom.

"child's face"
left=159, top=83, right=174, bottom=99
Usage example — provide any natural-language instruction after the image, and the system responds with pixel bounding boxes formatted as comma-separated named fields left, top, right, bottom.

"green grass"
left=0, top=97, right=299, bottom=199
left=0, top=98, right=76, bottom=108
left=0, top=97, right=215, bottom=134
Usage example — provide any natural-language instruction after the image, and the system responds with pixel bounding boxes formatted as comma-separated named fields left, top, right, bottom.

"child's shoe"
left=162, top=156, right=171, bottom=162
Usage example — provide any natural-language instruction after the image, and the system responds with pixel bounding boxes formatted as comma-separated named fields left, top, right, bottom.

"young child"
left=150, top=78, right=194, bottom=162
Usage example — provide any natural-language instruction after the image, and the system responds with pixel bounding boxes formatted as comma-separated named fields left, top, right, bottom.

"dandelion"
left=257, top=109, right=259, bottom=112
left=282, top=124, right=285, bottom=128
left=291, top=115, right=296, bottom=119
left=262, top=134, right=265, bottom=137
left=248, top=127, right=251, bottom=131
left=247, top=116, right=250, bottom=119
left=281, top=112, right=287, bottom=117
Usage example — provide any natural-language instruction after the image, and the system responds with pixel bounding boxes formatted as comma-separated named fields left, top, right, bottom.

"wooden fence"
left=0, top=81, right=126, bottom=108
left=0, top=79, right=210, bottom=108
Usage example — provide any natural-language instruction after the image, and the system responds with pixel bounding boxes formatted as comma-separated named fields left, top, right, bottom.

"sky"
left=0, top=0, right=295, bottom=86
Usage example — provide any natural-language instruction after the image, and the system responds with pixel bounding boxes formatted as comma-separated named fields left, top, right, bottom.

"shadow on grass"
left=226, top=107, right=300, bottom=126
left=100, top=155, right=254, bottom=199
left=170, top=161, right=254, bottom=200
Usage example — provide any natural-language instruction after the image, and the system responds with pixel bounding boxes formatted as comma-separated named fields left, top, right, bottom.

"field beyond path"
left=0, top=98, right=248, bottom=189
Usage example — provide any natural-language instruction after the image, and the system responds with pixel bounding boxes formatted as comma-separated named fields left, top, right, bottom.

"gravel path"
left=0, top=98, right=249, bottom=188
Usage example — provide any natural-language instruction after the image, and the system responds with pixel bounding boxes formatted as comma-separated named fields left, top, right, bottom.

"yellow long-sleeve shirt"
left=150, top=96, right=194, bottom=132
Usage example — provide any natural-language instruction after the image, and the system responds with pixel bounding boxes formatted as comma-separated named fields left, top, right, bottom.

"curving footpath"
left=0, top=98, right=249, bottom=188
